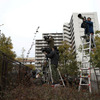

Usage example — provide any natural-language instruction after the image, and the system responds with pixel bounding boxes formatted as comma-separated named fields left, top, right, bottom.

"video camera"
left=41, top=47, right=51, bottom=54
left=44, top=36, right=50, bottom=41
left=78, top=13, right=87, bottom=28
left=78, top=14, right=86, bottom=20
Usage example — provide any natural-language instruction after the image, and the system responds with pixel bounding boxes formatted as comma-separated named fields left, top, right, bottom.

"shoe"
left=54, top=84, right=60, bottom=87
left=51, top=84, right=55, bottom=87
left=91, top=49, right=94, bottom=51
left=81, top=36, right=86, bottom=39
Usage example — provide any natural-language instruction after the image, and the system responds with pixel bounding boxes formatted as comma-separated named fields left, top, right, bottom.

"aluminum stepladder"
left=94, top=68, right=100, bottom=92
left=78, top=34, right=92, bottom=93
left=48, top=59, right=65, bottom=87
left=42, top=58, right=59, bottom=84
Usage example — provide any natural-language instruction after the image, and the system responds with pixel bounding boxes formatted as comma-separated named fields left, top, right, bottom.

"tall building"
left=63, top=12, right=99, bottom=82
left=63, top=12, right=99, bottom=62
left=35, top=33, right=63, bottom=68
left=35, top=12, right=99, bottom=69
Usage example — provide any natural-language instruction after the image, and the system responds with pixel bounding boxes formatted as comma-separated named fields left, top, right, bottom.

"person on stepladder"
left=81, top=17, right=96, bottom=48
left=44, top=46, right=59, bottom=86
left=46, top=35, right=54, bottom=49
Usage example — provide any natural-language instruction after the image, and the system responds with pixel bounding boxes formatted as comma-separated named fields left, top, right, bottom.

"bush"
left=1, top=84, right=100, bottom=100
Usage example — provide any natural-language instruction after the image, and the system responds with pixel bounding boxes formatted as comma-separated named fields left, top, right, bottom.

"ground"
left=1, top=83, right=100, bottom=100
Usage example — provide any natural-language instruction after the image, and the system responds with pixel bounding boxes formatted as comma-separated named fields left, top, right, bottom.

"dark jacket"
left=81, top=20, right=94, bottom=34
left=46, top=50, right=59, bottom=66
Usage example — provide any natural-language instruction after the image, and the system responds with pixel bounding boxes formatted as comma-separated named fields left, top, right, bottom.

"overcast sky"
left=0, top=0, right=100, bottom=58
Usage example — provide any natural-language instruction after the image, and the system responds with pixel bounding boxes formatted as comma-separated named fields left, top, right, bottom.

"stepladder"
left=78, top=34, right=92, bottom=93
left=42, top=58, right=65, bottom=87
left=48, top=59, right=65, bottom=87
left=94, top=68, right=100, bottom=92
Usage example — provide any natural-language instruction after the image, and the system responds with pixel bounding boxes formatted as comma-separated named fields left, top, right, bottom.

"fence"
left=0, top=50, right=32, bottom=91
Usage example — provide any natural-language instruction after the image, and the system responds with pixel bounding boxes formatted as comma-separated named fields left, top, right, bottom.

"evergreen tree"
left=90, top=31, right=100, bottom=68
left=0, top=33, right=16, bottom=58
left=0, top=33, right=16, bottom=76
left=58, top=41, right=79, bottom=76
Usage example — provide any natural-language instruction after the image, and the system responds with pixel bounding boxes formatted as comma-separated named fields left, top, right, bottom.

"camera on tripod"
left=44, top=36, right=50, bottom=41
left=41, top=36, right=52, bottom=54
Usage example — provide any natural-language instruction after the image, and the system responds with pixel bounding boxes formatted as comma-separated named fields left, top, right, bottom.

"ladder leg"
left=48, top=59, right=53, bottom=84
left=78, top=76, right=82, bottom=91
left=89, top=78, right=92, bottom=93
left=57, top=68, right=65, bottom=87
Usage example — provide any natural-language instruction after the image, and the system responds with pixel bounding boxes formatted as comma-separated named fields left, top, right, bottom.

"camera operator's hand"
left=83, top=18, right=86, bottom=21
left=44, top=51, right=47, bottom=55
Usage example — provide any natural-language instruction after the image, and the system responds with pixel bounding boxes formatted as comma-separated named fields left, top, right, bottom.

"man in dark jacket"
left=44, top=46, right=59, bottom=84
left=81, top=17, right=96, bottom=48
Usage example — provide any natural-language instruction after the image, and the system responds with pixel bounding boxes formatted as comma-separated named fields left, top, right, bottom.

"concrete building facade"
left=35, top=33, right=63, bottom=68
left=35, top=12, right=99, bottom=69
left=63, top=12, right=99, bottom=62
left=63, top=12, right=99, bottom=82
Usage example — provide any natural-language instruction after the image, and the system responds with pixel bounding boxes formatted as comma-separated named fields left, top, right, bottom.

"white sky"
left=0, top=0, right=100, bottom=58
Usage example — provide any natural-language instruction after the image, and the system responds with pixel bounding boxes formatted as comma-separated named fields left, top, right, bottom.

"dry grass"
left=0, top=83, right=100, bottom=100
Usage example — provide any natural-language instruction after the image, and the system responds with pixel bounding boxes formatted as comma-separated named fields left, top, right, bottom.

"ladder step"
left=83, top=42, right=90, bottom=45
left=81, top=68, right=90, bottom=70
left=83, top=48, right=90, bottom=51
left=80, top=84, right=89, bottom=86
left=82, top=62, right=89, bottom=64
left=80, top=76, right=89, bottom=78
left=82, top=61, right=89, bottom=64
left=94, top=68, right=100, bottom=70
left=82, top=54, right=90, bottom=57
